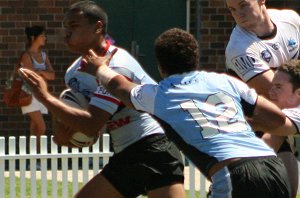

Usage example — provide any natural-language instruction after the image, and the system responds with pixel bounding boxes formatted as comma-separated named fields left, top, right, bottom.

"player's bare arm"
left=262, top=133, right=286, bottom=152
left=265, top=117, right=298, bottom=136
left=247, top=69, right=275, bottom=98
left=250, top=95, right=297, bottom=135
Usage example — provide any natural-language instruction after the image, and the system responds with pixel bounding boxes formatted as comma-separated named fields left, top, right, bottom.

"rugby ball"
left=59, top=89, right=89, bottom=109
left=56, top=89, right=98, bottom=148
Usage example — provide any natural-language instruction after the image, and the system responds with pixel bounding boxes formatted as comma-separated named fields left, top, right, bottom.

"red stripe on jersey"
left=124, top=75, right=132, bottom=82
left=93, top=93, right=122, bottom=105
left=101, top=40, right=111, bottom=56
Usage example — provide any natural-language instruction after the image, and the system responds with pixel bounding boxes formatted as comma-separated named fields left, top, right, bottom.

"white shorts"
left=21, top=96, right=48, bottom=114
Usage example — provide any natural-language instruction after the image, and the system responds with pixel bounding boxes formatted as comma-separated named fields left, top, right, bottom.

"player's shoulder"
left=283, top=106, right=300, bottom=118
left=268, top=9, right=299, bottom=18
left=268, top=9, right=300, bottom=24
left=66, top=56, right=82, bottom=72
left=108, top=45, right=140, bottom=67
left=199, top=71, right=232, bottom=85
left=226, top=26, right=254, bottom=57
left=283, top=106, right=300, bottom=131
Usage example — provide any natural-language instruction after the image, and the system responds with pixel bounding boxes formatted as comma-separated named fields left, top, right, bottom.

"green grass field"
left=4, top=178, right=300, bottom=198
left=5, top=177, right=83, bottom=198
left=5, top=177, right=200, bottom=198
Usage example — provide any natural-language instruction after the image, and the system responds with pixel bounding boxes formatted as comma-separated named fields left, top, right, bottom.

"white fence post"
left=0, top=134, right=214, bottom=197
left=9, top=137, right=16, bottom=198
left=41, top=136, right=48, bottom=198
left=19, top=136, right=27, bottom=198
left=102, top=134, right=110, bottom=166
left=0, top=137, right=5, bottom=198
left=189, top=161, right=196, bottom=198
left=51, top=138, right=58, bottom=198
left=71, top=147, right=79, bottom=196
left=61, top=146, right=69, bottom=198
left=29, top=136, right=37, bottom=198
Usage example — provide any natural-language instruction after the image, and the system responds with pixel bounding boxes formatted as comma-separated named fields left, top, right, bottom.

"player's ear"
left=95, top=21, right=103, bottom=34
left=295, top=87, right=300, bottom=98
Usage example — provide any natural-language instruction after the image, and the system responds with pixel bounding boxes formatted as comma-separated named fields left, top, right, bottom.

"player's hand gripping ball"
left=53, top=89, right=98, bottom=148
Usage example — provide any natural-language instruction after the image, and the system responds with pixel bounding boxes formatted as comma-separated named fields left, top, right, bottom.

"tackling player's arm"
left=249, top=96, right=297, bottom=135
left=229, top=76, right=291, bottom=134
left=247, top=70, right=275, bottom=98
left=85, top=48, right=138, bottom=109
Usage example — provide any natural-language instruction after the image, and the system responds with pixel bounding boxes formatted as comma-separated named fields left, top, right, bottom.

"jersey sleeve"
left=228, top=75, right=258, bottom=104
left=280, top=9, right=300, bottom=28
left=225, top=28, right=271, bottom=82
left=282, top=107, right=300, bottom=134
left=226, top=49, right=271, bottom=82
left=226, top=75, right=258, bottom=116
left=130, top=84, right=157, bottom=114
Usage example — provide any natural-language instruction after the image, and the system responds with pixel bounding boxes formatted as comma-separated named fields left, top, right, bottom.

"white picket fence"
left=0, top=135, right=209, bottom=198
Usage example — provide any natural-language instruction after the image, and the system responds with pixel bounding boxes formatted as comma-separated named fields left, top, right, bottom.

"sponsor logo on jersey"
left=96, top=86, right=113, bottom=97
left=271, top=42, right=280, bottom=50
left=106, top=116, right=131, bottom=130
left=261, top=49, right=272, bottom=63
left=288, top=38, right=298, bottom=52
left=68, top=78, right=92, bottom=99
left=135, top=87, right=143, bottom=100
left=231, top=55, right=256, bottom=76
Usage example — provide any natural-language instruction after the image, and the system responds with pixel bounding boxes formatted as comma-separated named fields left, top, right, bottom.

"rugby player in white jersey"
left=18, top=1, right=185, bottom=198
left=225, top=1, right=300, bottom=195
left=269, top=60, right=300, bottom=135
left=262, top=60, right=300, bottom=198
left=65, top=28, right=294, bottom=198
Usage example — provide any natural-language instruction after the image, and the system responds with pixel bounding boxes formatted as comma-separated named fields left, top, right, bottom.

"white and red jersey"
left=65, top=43, right=164, bottom=153
left=283, top=105, right=300, bottom=134
left=226, top=9, right=300, bottom=82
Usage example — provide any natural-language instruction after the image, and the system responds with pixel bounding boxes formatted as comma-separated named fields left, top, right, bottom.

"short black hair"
left=68, top=0, right=108, bottom=35
left=278, top=59, right=300, bottom=91
left=25, top=25, right=45, bottom=45
left=154, top=28, right=199, bottom=75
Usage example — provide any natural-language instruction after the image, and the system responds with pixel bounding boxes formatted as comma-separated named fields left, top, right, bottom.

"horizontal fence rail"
left=0, top=135, right=209, bottom=198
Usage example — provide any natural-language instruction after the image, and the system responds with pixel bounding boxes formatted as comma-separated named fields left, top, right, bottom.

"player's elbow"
left=267, top=113, right=286, bottom=130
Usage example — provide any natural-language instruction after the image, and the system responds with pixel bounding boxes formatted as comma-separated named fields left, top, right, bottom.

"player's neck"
left=83, top=39, right=108, bottom=57
left=254, top=12, right=276, bottom=39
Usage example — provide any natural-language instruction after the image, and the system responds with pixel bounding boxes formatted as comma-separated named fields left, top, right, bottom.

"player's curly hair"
left=67, top=0, right=108, bottom=35
left=278, top=59, right=300, bottom=91
left=154, top=28, right=199, bottom=76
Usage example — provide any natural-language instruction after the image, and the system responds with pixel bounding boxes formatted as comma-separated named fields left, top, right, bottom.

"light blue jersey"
left=130, top=71, right=275, bottom=176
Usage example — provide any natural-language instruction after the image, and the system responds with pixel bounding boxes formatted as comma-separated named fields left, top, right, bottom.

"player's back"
left=152, top=71, right=275, bottom=173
